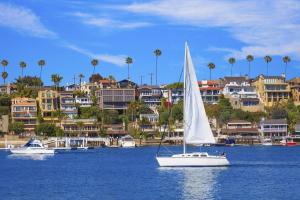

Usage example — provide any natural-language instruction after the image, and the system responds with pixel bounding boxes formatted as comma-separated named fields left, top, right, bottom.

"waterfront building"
left=0, top=115, right=9, bottom=133
left=11, top=97, right=37, bottom=133
left=253, top=75, right=291, bottom=107
left=294, top=123, right=300, bottom=136
left=139, top=114, right=159, bottom=136
left=75, top=95, right=93, bottom=107
left=219, top=120, right=260, bottom=143
left=104, top=124, right=127, bottom=138
left=64, top=83, right=80, bottom=92
left=221, top=76, right=262, bottom=112
left=161, top=88, right=183, bottom=105
left=117, top=79, right=138, bottom=89
left=137, top=85, right=162, bottom=107
left=198, top=80, right=222, bottom=104
left=287, top=77, right=300, bottom=105
left=37, top=90, right=59, bottom=121
left=59, top=91, right=77, bottom=119
left=95, top=88, right=136, bottom=110
left=60, top=119, right=99, bottom=137
left=259, top=118, right=288, bottom=139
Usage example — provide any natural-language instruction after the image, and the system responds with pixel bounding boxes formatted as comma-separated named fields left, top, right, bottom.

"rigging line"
left=156, top=67, right=184, bottom=156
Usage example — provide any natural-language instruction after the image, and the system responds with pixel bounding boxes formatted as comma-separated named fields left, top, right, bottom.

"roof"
left=261, top=119, right=287, bottom=124
left=198, top=80, right=221, bottom=85
left=228, top=120, right=251, bottom=124
left=222, top=76, right=248, bottom=84
left=199, top=87, right=222, bottom=91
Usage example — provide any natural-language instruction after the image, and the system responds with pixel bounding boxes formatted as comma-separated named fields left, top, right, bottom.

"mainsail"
left=183, top=43, right=216, bottom=144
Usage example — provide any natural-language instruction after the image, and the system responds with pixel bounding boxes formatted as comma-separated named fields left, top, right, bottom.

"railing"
left=262, top=128, right=287, bottom=132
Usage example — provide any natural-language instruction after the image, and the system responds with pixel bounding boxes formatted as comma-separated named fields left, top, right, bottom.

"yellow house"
left=37, top=90, right=59, bottom=121
left=288, top=77, right=300, bottom=106
left=252, top=75, right=290, bottom=107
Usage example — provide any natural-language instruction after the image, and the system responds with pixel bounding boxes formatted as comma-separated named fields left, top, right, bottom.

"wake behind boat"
left=156, top=43, right=230, bottom=167
left=10, top=139, right=55, bottom=154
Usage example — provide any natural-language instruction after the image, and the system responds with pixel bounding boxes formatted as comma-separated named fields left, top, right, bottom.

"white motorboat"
left=156, top=43, right=230, bottom=167
left=262, top=138, right=273, bottom=146
left=119, top=135, right=136, bottom=148
left=10, top=139, right=55, bottom=154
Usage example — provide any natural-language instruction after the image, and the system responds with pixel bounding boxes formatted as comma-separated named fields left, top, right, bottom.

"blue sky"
left=0, top=0, right=299, bottom=86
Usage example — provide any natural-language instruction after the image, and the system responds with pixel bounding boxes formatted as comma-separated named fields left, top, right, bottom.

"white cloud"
left=114, top=0, right=300, bottom=60
left=0, top=3, right=56, bottom=38
left=71, top=12, right=151, bottom=29
left=62, top=42, right=126, bottom=66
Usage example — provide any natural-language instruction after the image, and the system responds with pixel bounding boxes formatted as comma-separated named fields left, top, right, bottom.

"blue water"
left=0, top=146, right=300, bottom=200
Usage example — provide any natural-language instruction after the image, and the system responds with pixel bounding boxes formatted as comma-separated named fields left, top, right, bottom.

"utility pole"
left=73, top=75, right=76, bottom=86
left=149, top=73, right=153, bottom=86
left=140, top=75, right=144, bottom=86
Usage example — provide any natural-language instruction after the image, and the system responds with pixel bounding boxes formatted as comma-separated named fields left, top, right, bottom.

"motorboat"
left=119, top=135, right=136, bottom=148
left=156, top=43, right=230, bottom=167
left=262, top=138, right=272, bottom=146
left=10, top=139, right=55, bottom=154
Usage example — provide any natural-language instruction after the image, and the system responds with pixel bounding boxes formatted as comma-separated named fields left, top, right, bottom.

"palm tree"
left=207, top=62, right=215, bottom=80
left=125, top=57, right=133, bottom=80
left=246, top=55, right=254, bottom=77
left=79, top=73, right=84, bottom=90
left=228, top=57, right=236, bottom=76
left=264, top=55, right=272, bottom=75
left=2, top=72, right=8, bottom=85
left=154, top=49, right=162, bottom=85
left=282, top=56, right=291, bottom=78
left=1, top=60, right=8, bottom=72
left=51, top=74, right=63, bottom=91
left=38, top=59, right=46, bottom=80
left=19, top=61, right=26, bottom=77
left=91, top=59, right=98, bottom=74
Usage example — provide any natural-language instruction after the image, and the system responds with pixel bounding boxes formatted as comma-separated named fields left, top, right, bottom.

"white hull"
left=10, top=148, right=55, bottom=154
left=262, top=142, right=272, bottom=146
left=120, top=141, right=136, bottom=148
left=156, top=153, right=230, bottom=167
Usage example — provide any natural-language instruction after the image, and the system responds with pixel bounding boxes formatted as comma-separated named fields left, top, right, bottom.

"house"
left=137, top=85, right=162, bottom=107
left=37, top=90, right=59, bottom=121
left=222, top=76, right=262, bottom=112
left=60, top=119, right=99, bottom=137
left=219, top=120, right=260, bottom=143
left=139, top=114, right=159, bottom=136
left=253, top=75, right=291, bottom=107
left=0, top=115, right=9, bottom=133
left=96, top=88, right=136, bottom=110
left=59, top=91, right=77, bottom=119
left=198, top=80, right=222, bottom=104
left=104, top=124, right=128, bottom=138
left=75, top=95, right=93, bottom=107
left=260, top=118, right=288, bottom=139
left=287, top=77, right=300, bottom=105
left=11, top=97, right=38, bottom=134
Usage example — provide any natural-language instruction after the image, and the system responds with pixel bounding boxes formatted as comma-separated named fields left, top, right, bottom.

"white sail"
left=183, top=43, right=216, bottom=144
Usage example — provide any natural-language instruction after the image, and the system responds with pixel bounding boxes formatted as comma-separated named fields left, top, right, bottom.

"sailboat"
left=156, top=43, right=230, bottom=167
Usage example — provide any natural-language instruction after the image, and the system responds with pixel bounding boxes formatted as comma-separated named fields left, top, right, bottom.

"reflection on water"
left=159, top=167, right=227, bottom=199
left=7, top=154, right=54, bottom=161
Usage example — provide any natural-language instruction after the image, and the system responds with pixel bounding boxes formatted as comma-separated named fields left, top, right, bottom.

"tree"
left=91, top=59, right=98, bottom=74
left=38, top=59, right=46, bottom=80
left=125, top=57, right=133, bottom=80
left=89, top=73, right=103, bottom=83
left=264, top=55, right=272, bottom=76
left=228, top=57, right=236, bottom=76
left=78, top=73, right=84, bottom=90
left=2, top=72, right=8, bottom=85
left=1, top=59, right=8, bottom=72
left=154, top=49, right=162, bottom=85
left=207, top=62, right=215, bottom=80
left=9, top=122, right=25, bottom=135
left=270, top=107, right=287, bottom=119
left=51, top=74, right=63, bottom=91
left=282, top=56, right=291, bottom=78
left=36, top=123, right=64, bottom=137
left=246, top=55, right=254, bottom=77
left=19, top=61, right=27, bottom=78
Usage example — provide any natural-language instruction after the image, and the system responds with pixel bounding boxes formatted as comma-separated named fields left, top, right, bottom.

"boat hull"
left=156, top=153, right=230, bottom=167
left=10, top=148, right=55, bottom=154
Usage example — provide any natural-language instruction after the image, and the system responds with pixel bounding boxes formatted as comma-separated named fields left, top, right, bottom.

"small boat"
left=262, top=138, right=272, bottom=146
left=119, top=135, right=136, bottom=148
left=10, top=139, right=55, bottom=154
left=156, top=43, right=230, bottom=167
left=281, top=138, right=297, bottom=146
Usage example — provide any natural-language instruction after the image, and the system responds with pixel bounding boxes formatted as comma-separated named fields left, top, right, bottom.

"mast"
left=183, top=42, right=187, bottom=154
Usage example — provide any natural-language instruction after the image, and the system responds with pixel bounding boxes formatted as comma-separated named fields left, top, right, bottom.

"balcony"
left=262, top=128, right=287, bottom=132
